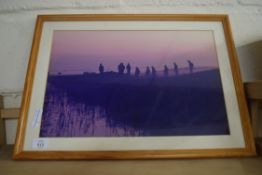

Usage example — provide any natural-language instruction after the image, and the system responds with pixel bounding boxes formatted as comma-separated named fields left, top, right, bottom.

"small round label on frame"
left=32, top=139, right=48, bottom=149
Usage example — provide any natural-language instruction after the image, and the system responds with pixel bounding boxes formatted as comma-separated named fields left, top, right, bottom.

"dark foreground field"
left=40, top=69, right=230, bottom=137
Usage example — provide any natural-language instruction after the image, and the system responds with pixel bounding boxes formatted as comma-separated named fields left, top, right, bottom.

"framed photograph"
left=13, top=14, right=256, bottom=159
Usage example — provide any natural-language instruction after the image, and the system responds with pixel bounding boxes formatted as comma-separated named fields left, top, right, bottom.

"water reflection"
left=40, top=69, right=230, bottom=137
left=40, top=92, right=141, bottom=137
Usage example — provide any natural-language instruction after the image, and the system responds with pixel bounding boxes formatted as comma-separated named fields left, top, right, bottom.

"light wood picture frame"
left=13, top=14, right=256, bottom=160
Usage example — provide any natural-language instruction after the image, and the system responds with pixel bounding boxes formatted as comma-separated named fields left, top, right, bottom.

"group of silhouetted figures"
left=98, top=60, right=194, bottom=77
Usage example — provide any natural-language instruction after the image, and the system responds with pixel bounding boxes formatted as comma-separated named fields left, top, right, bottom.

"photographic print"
left=13, top=15, right=255, bottom=159
left=40, top=30, right=229, bottom=137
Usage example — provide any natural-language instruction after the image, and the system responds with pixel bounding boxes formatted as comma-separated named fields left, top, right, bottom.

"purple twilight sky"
left=48, top=30, right=219, bottom=74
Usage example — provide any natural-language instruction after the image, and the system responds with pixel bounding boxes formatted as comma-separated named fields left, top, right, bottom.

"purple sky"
left=48, top=30, right=219, bottom=74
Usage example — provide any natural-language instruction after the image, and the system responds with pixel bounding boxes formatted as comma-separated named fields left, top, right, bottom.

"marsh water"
left=40, top=69, right=230, bottom=137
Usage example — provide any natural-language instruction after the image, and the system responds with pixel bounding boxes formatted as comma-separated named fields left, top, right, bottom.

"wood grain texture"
left=245, top=81, right=262, bottom=100
left=13, top=14, right=256, bottom=160
left=38, top=14, right=228, bottom=22
left=250, top=101, right=260, bottom=138
left=245, top=81, right=262, bottom=141
left=221, top=15, right=256, bottom=156
left=255, top=138, right=262, bottom=155
left=13, top=148, right=256, bottom=160
left=0, top=108, right=20, bottom=119
left=2, top=146, right=262, bottom=175
left=13, top=15, right=44, bottom=158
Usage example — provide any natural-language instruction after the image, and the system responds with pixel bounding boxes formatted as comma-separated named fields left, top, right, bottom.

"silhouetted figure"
left=173, top=62, right=178, bottom=75
left=145, top=66, right=151, bottom=76
left=151, top=66, right=156, bottom=77
left=135, top=67, right=140, bottom=77
left=164, top=65, right=169, bottom=77
left=99, top=64, right=104, bottom=74
left=118, top=63, right=125, bottom=75
left=126, top=63, right=131, bottom=75
left=187, top=60, right=194, bottom=74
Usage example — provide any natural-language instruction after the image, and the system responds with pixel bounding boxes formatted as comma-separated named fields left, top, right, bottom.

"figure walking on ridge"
left=145, top=66, right=151, bottom=76
left=118, top=62, right=125, bottom=75
left=151, top=66, right=156, bottom=78
left=164, top=65, right=169, bottom=77
left=99, top=64, right=104, bottom=74
left=173, top=62, right=178, bottom=76
left=126, top=63, right=131, bottom=75
left=187, top=60, right=194, bottom=74
left=135, top=67, right=140, bottom=77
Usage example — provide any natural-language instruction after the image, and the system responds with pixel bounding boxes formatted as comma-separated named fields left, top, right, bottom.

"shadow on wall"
left=237, top=40, right=262, bottom=82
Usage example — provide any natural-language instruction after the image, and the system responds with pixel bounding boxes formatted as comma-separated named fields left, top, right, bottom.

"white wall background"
left=0, top=0, right=262, bottom=144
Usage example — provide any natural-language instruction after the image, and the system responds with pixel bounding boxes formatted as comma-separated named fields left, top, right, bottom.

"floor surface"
left=1, top=145, right=262, bottom=175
